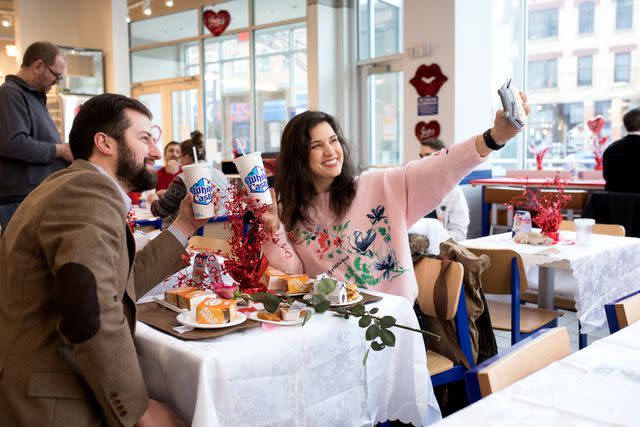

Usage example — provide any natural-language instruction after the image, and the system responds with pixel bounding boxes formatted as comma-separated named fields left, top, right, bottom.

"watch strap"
left=483, top=129, right=505, bottom=151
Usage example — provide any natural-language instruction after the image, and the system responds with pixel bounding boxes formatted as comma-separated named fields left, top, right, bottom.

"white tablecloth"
left=135, top=288, right=441, bottom=426
left=462, top=232, right=640, bottom=333
left=434, top=321, right=640, bottom=426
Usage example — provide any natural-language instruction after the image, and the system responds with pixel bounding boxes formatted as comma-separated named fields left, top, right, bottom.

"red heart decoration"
left=151, top=124, right=162, bottom=144
left=587, top=115, right=604, bottom=135
left=409, top=64, right=448, bottom=97
left=415, top=120, right=441, bottom=141
left=203, top=10, right=231, bottom=37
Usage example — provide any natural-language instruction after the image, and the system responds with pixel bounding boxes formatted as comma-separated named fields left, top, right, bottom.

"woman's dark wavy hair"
left=180, top=130, right=206, bottom=163
left=275, top=111, right=356, bottom=231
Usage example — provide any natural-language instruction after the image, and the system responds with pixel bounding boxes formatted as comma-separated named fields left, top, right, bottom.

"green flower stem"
left=330, top=307, right=441, bottom=341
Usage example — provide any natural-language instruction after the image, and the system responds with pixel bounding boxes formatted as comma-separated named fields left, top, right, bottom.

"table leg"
left=537, top=266, right=555, bottom=310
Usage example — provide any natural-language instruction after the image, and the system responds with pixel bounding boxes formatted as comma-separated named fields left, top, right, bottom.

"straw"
left=192, top=147, right=199, bottom=163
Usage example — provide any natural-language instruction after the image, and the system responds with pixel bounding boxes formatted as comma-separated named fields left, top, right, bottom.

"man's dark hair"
left=21, top=41, right=61, bottom=68
left=419, top=138, right=445, bottom=151
left=163, top=141, right=179, bottom=155
left=69, top=93, right=152, bottom=160
left=623, top=107, right=640, bottom=133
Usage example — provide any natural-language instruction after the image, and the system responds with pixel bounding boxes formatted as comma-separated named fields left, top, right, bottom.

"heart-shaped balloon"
left=203, top=9, right=231, bottom=37
left=587, top=115, right=604, bottom=135
left=415, top=120, right=441, bottom=141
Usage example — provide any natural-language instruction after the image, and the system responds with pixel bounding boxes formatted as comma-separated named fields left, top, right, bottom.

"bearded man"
left=0, top=94, right=214, bottom=426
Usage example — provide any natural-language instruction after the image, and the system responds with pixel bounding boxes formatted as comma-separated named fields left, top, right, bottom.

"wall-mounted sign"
left=203, top=10, right=231, bottom=37
left=417, top=96, right=438, bottom=116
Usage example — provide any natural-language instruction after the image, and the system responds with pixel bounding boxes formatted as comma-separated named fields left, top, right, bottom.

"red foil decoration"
left=588, top=115, right=609, bottom=171
left=529, top=144, right=550, bottom=171
left=508, top=177, right=573, bottom=242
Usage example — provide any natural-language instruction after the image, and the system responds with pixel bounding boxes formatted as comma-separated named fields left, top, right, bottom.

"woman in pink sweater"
left=263, top=105, right=528, bottom=302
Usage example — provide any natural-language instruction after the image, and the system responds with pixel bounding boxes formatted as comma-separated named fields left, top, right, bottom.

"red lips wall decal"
left=415, top=121, right=441, bottom=141
left=203, top=10, right=231, bottom=37
left=409, top=64, right=448, bottom=97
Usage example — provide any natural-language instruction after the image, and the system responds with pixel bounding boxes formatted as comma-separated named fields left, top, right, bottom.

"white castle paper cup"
left=182, top=163, right=216, bottom=219
left=233, top=152, right=273, bottom=205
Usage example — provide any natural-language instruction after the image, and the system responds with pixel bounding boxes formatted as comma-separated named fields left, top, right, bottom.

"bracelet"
left=483, top=129, right=505, bottom=151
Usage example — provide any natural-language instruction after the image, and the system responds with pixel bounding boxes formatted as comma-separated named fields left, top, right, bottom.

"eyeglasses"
left=47, top=66, right=63, bottom=83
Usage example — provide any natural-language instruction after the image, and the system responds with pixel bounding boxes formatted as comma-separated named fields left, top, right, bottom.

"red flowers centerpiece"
left=508, top=176, right=572, bottom=242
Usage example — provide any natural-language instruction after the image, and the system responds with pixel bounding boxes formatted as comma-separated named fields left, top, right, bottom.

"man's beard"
left=116, top=141, right=157, bottom=192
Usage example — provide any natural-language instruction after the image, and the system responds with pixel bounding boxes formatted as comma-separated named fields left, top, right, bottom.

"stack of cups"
left=182, top=163, right=216, bottom=219
left=233, top=152, right=272, bottom=205
left=574, top=218, right=595, bottom=247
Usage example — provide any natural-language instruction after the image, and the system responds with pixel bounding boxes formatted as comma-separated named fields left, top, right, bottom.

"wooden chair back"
left=606, top=290, right=640, bottom=333
left=188, top=236, right=230, bottom=253
left=559, top=220, right=625, bottom=236
left=465, top=248, right=527, bottom=295
left=467, top=327, right=571, bottom=401
left=415, top=257, right=464, bottom=320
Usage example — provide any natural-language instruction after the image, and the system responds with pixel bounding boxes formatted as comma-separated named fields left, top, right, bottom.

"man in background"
left=0, top=41, right=73, bottom=231
left=155, top=140, right=181, bottom=195
left=603, top=107, right=640, bottom=193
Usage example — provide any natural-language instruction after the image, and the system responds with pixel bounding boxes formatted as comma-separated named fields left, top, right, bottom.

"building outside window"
left=577, top=55, right=593, bottom=86
left=615, top=52, right=631, bottom=82
left=491, top=0, right=640, bottom=173
left=616, top=0, right=633, bottom=30
left=578, top=1, right=594, bottom=34
left=528, top=58, right=558, bottom=89
left=528, top=8, right=559, bottom=39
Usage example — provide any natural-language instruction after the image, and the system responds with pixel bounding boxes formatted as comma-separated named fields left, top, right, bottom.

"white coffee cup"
left=233, top=152, right=272, bottom=205
left=574, top=218, right=595, bottom=247
left=182, top=163, right=216, bottom=219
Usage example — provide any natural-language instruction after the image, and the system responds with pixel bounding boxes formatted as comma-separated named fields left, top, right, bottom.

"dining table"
left=433, top=321, right=640, bottom=426
left=135, top=267, right=442, bottom=426
left=461, top=231, right=640, bottom=334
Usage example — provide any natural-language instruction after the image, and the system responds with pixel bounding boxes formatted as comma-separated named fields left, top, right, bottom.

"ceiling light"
left=126, top=16, right=131, bottom=23
left=1, top=16, right=11, bottom=28
left=143, top=0, right=152, bottom=16
left=6, top=45, right=17, bottom=57
left=166, top=0, right=174, bottom=6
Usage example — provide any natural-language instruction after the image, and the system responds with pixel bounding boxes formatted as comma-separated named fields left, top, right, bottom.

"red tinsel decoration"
left=508, top=176, right=573, bottom=242
left=165, top=185, right=291, bottom=296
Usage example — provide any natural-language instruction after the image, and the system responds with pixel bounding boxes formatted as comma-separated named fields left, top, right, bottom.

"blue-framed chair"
left=465, top=327, right=571, bottom=403
left=605, top=289, right=640, bottom=334
left=414, top=257, right=475, bottom=389
left=466, top=248, right=562, bottom=345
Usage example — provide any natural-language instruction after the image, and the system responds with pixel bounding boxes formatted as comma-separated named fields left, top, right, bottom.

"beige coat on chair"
left=0, top=160, right=187, bottom=426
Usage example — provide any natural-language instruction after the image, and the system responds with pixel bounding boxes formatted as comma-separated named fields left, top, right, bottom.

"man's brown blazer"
left=0, top=160, right=187, bottom=426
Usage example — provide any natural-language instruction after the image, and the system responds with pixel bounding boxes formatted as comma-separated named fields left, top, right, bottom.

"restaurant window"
left=577, top=55, right=592, bottom=86
left=131, top=41, right=200, bottom=83
left=203, top=32, right=251, bottom=160
left=490, top=0, right=640, bottom=174
left=130, top=9, right=199, bottom=48
left=358, top=0, right=402, bottom=60
left=254, top=24, right=308, bottom=153
left=528, top=59, right=557, bottom=89
left=616, top=0, right=633, bottom=30
left=253, top=0, right=306, bottom=26
left=614, top=52, right=631, bottom=82
left=578, top=1, right=594, bottom=34
left=528, top=8, right=558, bottom=39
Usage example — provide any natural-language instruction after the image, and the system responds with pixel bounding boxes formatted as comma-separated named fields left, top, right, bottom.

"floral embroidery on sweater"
left=291, top=205, right=407, bottom=287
